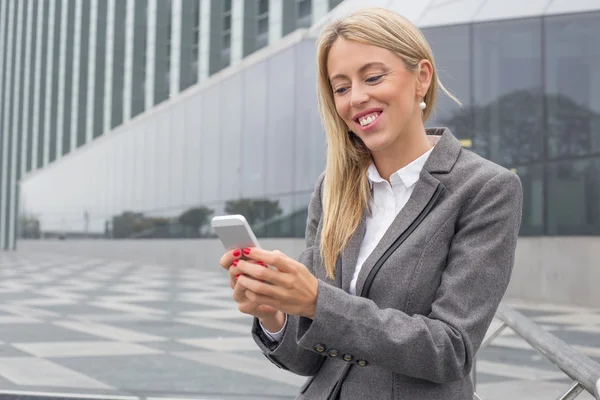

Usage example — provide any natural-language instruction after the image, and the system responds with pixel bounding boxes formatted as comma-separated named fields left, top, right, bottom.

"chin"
left=361, top=133, right=392, bottom=153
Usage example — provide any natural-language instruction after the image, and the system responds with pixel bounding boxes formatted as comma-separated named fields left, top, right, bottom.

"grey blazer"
left=251, top=128, right=523, bottom=400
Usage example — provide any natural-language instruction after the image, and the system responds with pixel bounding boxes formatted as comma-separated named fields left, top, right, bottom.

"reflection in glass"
left=547, top=158, right=600, bottom=235
left=514, top=165, right=544, bottom=235
left=422, top=25, right=472, bottom=144
left=472, top=18, right=543, bottom=166
left=545, top=12, right=600, bottom=159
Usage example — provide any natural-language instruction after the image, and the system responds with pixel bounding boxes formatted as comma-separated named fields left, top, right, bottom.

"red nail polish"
left=233, top=260, right=239, bottom=266
left=233, top=249, right=241, bottom=257
left=243, top=248, right=251, bottom=255
left=257, top=261, right=265, bottom=266
left=235, top=274, right=240, bottom=280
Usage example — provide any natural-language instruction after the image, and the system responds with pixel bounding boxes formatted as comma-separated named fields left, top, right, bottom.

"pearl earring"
left=419, top=101, right=426, bottom=110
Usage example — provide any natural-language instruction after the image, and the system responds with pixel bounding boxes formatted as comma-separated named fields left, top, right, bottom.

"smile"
left=353, top=110, right=383, bottom=131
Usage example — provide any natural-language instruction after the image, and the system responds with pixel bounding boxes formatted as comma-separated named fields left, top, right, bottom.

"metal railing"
left=472, top=303, right=600, bottom=400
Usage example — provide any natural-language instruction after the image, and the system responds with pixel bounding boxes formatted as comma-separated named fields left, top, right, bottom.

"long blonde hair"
left=316, top=7, right=459, bottom=279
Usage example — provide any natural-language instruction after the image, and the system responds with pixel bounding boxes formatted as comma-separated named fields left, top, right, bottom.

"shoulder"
left=449, top=148, right=522, bottom=204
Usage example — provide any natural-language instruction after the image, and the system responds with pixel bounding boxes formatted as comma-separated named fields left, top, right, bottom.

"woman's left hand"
left=234, top=247, right=319, bottom=319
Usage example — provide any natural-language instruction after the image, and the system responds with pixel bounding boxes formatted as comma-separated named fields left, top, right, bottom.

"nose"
left=349, top=85, right=369, bottom=108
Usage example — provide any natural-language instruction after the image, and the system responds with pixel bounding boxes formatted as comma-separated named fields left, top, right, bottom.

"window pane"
left=219, top=75, right=242, bottom=201
left=223, top=14, right=231, bottom=31
left=241, top=61, right=267, bottom=198
left=259, top=0, right=269, bottom=15
left=294, top=40, right=325, bottom=192
left=547, top=158, right=600, bottom=235
left=183, top=94, right=203, bottom=205
left=514, top=165, right=544, bottom=235
left=266, top=48, right=295, bottom=195
left=201, top=85, right=221, bottom=204
left=298, top=0, right=311, bottom=18
left=473, top=18, right=543, bottom=166
left=258, top=16, right=268, bottom=35
left=545, top=12, right=600, bottom=159
left=422, top=25, right=472, bottom=145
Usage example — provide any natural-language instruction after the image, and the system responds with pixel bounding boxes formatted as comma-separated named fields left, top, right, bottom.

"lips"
left=353, top=108, right=383, bottom=128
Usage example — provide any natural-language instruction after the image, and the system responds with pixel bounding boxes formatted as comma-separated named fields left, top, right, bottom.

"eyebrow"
left=329, top=62, right=388, bottom=82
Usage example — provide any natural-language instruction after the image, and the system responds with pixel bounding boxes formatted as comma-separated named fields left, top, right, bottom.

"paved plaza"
left=0, top=252, right=597, bottom=400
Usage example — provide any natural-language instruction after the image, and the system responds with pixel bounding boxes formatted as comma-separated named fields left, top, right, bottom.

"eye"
left=366, top=75, right=383, bottom=83
left=334, top=87, right=349, bottom=95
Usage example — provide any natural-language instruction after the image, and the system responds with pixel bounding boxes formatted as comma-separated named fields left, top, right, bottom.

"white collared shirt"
left=262, top=135, right=441, bottom=340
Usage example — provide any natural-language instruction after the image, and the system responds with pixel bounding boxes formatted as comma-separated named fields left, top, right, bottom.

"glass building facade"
left=0, top=0, right=338, bottom=248
left=4, top=0, right=600, bottom=247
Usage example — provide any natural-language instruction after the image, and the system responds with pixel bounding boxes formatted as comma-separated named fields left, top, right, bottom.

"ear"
left=416, top=59, right=433, bottom=98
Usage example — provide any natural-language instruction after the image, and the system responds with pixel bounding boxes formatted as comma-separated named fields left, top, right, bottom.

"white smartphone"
left=211, top=214, right=261, bottom=252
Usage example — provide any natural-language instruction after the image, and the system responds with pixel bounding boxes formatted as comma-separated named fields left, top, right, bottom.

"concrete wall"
left=16, top=237, right=600, bottom=308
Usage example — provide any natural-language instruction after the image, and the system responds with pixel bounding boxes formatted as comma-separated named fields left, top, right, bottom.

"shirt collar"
left=367, top=135, right=441, bottom=189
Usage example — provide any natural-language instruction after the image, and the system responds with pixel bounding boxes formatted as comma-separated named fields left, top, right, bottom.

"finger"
left=232, top=279, right=248, bottom=302
left=237, top=274, right=279, bottom=298
left=219, top=248, right=242, bottom=270
left=244, top=289, right=282, bottom=312
left=241, top=248, right=299, bottom=273
left=236, top=259, right=287, bottom=286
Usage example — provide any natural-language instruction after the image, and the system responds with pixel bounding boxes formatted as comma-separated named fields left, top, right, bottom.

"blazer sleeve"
left=250, top=172, right=327, bottom=376
left=292, top=170, right=523, bottom=383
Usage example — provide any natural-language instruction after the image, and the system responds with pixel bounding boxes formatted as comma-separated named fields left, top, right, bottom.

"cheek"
left=334, top=98, right=350, bottom=122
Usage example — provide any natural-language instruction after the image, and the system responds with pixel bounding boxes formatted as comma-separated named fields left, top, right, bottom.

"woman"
left=220, top=7, right=523, bottom=400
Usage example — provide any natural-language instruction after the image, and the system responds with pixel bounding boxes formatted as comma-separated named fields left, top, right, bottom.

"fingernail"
left=233, top=260, right=239, bottom=266
left=235, top=274, right=240, bottom=280
left=233, top=249, right=241, bottom=257
left=243, top=248, right=251, bottom=255
left=257, top=261, right=265, bottom=266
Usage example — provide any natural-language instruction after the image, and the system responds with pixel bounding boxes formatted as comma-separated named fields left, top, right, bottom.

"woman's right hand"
left=219, top=249, right=285, bottom=329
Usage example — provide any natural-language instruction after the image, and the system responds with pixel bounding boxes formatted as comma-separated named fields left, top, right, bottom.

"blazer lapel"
left=352, top=128, right=463, bottom=297
left=334, top=128, right=462, bottom=296
left=353, top=172, right=441, bottom=296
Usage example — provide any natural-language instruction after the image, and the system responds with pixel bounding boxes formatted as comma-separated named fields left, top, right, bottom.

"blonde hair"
left=316, top=7, right=460, bottom=279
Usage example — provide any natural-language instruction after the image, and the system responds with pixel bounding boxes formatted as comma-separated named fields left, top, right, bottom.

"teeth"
left=359, top=112, right=380, bottom=127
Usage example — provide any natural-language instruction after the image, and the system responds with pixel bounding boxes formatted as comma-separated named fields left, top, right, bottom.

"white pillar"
left=103, top=0, right=116, bottom=134
left=0, top=0, right=15, bottom=247
left=20, top=0, right=35, bottom=177
left=312, top=0, right=329, bottom=24
left=31, top=0, right=45, bottom=170
left=55, top=0, right=69, bottom=158
left=199, top=0, right=211, bottom=82
left=145, top=0, right=157, bottom=110
left=268, top=0, right=283, bottom=44
left=170, top=0, right=182, bottom=96
left=231, top=0, right=244, bottom=65
left=85, top=0, right=98, bottom=143
left=43, top=0, right=56, bottom=166
left=9, top=0, right=26, bottom=249
left=123, top=0, right=135, bottom=120
left=70, top=0, right=83, bottom=152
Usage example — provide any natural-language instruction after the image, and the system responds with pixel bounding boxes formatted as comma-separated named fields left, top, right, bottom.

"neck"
left=371, top=126, right=432, bottom=182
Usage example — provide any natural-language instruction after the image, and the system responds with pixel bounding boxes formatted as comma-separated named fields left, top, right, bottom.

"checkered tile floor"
left=0, top=252, right=598, bottom=400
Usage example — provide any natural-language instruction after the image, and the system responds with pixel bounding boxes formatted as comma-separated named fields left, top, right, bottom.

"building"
left=0, top=0, right=344, bottom=247
left=3, top=0, right=600, bottom=251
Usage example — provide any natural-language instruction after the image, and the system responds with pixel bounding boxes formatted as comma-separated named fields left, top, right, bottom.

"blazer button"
left=327, top=349, right=338, bottom=357
left=314, top=344, right=326, bottom=353
left=356, top=360, right=368, bottom=367
left=342, top=354, right=353, bottom=362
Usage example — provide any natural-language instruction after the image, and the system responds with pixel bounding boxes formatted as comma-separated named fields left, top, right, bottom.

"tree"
left=178, top=206, right=214, bottom=237
left=224, top=198, right=282, bottom=226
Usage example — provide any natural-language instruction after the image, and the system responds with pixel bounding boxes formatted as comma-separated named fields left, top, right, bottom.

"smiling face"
left=327, top=38, right=430, bottom=155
